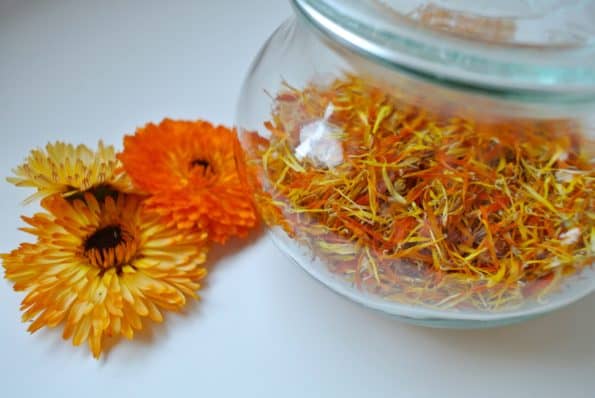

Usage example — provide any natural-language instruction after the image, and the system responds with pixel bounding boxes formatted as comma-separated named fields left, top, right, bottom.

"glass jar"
left=236, top=0, right=595, bottom=327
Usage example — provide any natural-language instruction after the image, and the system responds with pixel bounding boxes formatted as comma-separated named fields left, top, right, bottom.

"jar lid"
left=293, top=0, right=595, bottom=96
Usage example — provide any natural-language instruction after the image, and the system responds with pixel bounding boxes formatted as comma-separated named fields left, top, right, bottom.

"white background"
left=1, top=1, right=594, bottom=397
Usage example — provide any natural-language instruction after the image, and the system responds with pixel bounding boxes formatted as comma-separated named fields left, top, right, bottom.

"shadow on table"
left=397, top=292, right=595, bottom=361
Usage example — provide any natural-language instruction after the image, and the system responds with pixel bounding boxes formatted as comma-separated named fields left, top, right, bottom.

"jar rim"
left=293, top=0, right=595, bottom=101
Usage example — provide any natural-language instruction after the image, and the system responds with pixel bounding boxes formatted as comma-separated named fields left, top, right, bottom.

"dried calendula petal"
left=249, top=75, right=594, bottom=311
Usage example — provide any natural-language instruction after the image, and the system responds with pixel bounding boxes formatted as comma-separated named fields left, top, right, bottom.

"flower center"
left=84, top=225, right=123, bottom=251
left=67, top=184, right=118, bottom=203
left=190, top=158, right=213, bottom=176
left=84, top=225, right=137, bottom=271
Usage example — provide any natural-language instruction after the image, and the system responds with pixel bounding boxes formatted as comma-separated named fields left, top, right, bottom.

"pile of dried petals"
left=2, top=119, right=257, bottom=358
left=245, top=75, right=594, bottom=311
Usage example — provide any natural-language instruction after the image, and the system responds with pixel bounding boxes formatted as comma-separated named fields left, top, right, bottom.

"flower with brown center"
left=2, top=193, right=208, bottom=358
left=118, top=119, right=257, bottom=243
left=7, top=141, right=136, bottom=203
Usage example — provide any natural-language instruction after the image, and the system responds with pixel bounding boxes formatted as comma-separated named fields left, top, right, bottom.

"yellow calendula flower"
left=2, top=193, right=208, bottom=358
left=7, top=141, right=135, bottom=203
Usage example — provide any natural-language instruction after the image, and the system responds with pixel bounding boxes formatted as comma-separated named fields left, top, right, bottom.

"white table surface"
left=1, top=1, right=594, bottom=397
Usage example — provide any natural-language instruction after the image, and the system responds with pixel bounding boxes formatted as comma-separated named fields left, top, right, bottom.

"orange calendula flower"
left=2, top=193, right=208, bottom=358
left=119, top=119, right=257, bottom=243
left=7, top=141, right=136, bottom=203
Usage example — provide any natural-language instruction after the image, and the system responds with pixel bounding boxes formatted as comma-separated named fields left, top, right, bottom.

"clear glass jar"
left=236, top=0, right=595, bottom=327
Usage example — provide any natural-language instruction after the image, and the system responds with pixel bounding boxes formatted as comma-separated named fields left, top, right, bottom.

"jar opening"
left=292, top=0, right=595, bottom=101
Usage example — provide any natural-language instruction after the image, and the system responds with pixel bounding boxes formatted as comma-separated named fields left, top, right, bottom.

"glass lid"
left=293, top=0, right=595, bottom=95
